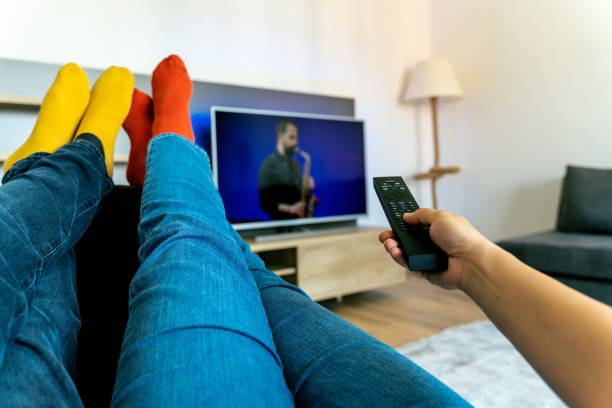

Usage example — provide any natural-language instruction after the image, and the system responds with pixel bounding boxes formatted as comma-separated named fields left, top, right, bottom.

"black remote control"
left=373, top=176, right=448, bottom=272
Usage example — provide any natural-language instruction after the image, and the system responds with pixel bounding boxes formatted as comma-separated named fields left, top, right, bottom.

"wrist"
left=458, top=240, right=500, bottom=294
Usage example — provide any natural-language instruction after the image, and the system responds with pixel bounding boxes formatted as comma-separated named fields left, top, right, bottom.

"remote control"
left=373, top=176, right=448, bottom=272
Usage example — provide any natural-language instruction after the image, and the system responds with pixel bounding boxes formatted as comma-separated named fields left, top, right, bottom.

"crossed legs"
left=0, top=57, right=295, bottom=407
left=110, top=135, right=293, bottom=406
left=0, top=141, right=113, bottom=406
left=110, top=56, right=292, bottom=406
left=0, top=63, right=133, bottom=406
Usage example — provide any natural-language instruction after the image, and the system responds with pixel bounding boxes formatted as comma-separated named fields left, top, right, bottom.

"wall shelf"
left=0, top=94, right=43, bottom=107
left=0, top=93, right=129, bottom=166
left=0, top=153, right=129, bottom=164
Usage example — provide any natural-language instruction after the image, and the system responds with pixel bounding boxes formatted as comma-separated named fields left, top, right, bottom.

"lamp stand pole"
left=431, top=96, right=440, bottom=169
left=430, top=96, right=440, bottom=208
left=414, top=96, right=460, bottom=209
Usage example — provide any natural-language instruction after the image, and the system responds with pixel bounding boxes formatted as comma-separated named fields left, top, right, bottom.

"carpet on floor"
left=395, top=320, right=566, bottom=407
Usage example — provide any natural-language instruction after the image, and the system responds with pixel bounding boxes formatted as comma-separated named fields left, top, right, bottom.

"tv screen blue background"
left=214, top=110, right=366, bottom=223
left=192, top=113, right=212, bottom=155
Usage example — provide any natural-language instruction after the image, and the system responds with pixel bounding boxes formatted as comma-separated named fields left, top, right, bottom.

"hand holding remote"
left=379, top=208, right=492, bottom=290
left=384, top=210, right=612, bottom=407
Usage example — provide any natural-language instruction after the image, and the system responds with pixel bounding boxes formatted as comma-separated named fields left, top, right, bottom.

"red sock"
left=151, top=54, right=194, bottom=141
left=123, top=88, right=153, bottom=187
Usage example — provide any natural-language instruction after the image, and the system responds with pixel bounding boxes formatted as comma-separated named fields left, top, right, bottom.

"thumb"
left=402, top=208, right=439, bottom=226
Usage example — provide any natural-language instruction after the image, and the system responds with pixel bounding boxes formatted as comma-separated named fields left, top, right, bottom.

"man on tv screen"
left=258, top=118, right=315, bottom=220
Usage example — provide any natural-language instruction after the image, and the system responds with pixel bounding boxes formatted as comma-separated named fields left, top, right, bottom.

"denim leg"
left=0, top=137, right=112, bottom=404
left=227, top=228, right=473, bottom=407
left=111, top=134, right=293, bottom=407
left=0, top=251, right=83, bottom=407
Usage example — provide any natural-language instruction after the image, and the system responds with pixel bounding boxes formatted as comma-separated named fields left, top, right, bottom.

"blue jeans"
left=0, top=135, right=112, bottom=407
left=0, top=133, right=471, bottom=407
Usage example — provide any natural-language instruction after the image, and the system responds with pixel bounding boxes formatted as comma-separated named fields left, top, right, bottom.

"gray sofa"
left=497, top=165, right=612, bottom=306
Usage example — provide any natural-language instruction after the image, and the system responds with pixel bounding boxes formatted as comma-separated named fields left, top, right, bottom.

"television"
left=211, top=106, right=367, bottom=231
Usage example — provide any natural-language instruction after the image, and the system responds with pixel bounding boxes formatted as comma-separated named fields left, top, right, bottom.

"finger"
left=379, top=232, right=408, bottom=268
left=389, top=246, right=408, bottom=268
left=403, top=208, right=439, bottom=226
left=378, top=230, right=395, bottom=243
left=383, top=238, right=399, bottom=252
left=381, top=237, right=408, bottom=268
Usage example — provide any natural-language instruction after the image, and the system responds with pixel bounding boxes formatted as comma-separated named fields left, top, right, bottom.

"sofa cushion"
left=557, top=165, right=612, bottom=233
left=497, top=230, right=612, bottom=281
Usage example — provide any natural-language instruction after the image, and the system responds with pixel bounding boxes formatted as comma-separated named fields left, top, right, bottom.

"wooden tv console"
left=247, top=227, right=406, bottom=301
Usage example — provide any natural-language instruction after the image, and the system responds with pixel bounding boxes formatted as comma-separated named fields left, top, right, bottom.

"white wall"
left=430, top=0, right=612, bottom=241
left=6, top=1, right=607, bottom=238
left=0, top=0, right=433, bottom=226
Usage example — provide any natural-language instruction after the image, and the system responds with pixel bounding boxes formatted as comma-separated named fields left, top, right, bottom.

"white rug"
left=395, top=320, right=566, bottom=408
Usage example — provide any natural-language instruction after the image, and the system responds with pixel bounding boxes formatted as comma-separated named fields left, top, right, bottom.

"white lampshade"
left=403, top=58, right=463, bottom=101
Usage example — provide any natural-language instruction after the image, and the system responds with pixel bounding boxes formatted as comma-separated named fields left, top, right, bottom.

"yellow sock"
left=3, top=63, right=90, bottom=173
left=76, top=66, right=134, bottom=176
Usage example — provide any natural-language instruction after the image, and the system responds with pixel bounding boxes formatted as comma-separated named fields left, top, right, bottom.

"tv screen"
left=211, top=107, right=367, bottom=230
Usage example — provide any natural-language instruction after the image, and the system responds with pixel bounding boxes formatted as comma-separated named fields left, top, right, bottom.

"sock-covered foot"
left=123, top=88, right=153, bottom=187
left=76, top=66, right=134, bottom=176
left=151, top=55, right=195, bottom=141
left=3, top=63, right=90, bottom=173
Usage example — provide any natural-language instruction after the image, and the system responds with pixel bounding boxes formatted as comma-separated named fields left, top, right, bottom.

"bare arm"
left=379, top=209, right=612, bottom=407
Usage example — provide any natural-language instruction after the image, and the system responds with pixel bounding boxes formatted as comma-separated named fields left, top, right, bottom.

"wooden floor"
left=319, top=274, right=487, bottom=347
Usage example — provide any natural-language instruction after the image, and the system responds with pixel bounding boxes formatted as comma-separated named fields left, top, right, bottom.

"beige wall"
left=430, top=0, right=612, bottom=241
left=0, top=0, right=432, bottom=225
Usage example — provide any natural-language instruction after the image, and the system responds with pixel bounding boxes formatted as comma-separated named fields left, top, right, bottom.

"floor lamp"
left=403, top=58, right=463, bottom=209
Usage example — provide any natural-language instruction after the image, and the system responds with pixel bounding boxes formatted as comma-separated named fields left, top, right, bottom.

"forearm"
left=463, top=243, right=612, bottom=407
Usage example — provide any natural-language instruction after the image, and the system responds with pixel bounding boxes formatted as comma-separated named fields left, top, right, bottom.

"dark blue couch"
left=497, top=165, right=612, bottom=306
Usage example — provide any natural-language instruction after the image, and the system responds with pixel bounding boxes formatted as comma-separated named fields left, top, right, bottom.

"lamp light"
left=403, top=58, right=463, bottom=209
